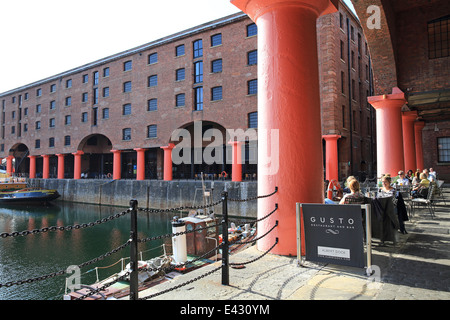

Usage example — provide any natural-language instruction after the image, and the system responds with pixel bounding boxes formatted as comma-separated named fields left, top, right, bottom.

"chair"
left=397, top=185, right=413, bottom=218
left=436, top=180, right=446, bottom=205
left=411, top=184, right=436, bottom=218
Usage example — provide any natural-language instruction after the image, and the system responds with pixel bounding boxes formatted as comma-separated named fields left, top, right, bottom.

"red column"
left=111, top=150, right=122, bottom=180
left=402, top=111, right=418, bottom=172
left=56, top=154, right=65, bottom=179
left=232, top=0, right=337, bottom=256
left=228, top=141, right=243, bottom=182
left=160, top=143, right=175, bottom=181
left=323, top=135, right=341, bottom=181
left=42, top=155, right=50, bottom=179
left=368, top=87, right=406, bottom=177
left=134, top=148, right=146, bottom=181
left=72, top=150, right=84, bottom=179
left=28, top=155, right=36, bottom=178
left=6, top=155, right=14, bottom=176
left=414, top=121, right=425, bottom=170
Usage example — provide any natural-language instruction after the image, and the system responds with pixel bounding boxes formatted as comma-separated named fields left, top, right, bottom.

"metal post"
left=296, top=203, right=304, bottom=267
left=221, top=191, right=229, bottom=285
left=129, top=199, right=139, bottom=300
left=364, top=203, right=373, bottom=276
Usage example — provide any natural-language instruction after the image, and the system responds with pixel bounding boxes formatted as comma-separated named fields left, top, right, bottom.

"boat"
left=0, top=188, right=60, bottom=204
left=0, top=177, right=28, bottom=192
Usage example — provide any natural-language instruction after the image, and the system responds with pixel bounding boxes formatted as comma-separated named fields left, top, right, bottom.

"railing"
left=0, top=187, right=279, bottom=300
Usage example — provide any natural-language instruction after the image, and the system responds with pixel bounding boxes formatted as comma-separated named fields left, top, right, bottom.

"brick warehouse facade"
left=0, top=1, right=373, bottom=182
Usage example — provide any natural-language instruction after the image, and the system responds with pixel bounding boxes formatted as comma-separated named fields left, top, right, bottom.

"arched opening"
left=78, top=134, right=113, bottom=178
left=8, top=143, right=30, bottom=176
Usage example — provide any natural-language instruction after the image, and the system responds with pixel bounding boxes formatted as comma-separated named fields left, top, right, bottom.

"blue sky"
left=0, top=0, right=356, bottom=94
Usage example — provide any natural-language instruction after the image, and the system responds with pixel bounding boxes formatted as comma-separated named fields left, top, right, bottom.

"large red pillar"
left=402, top=111, right=418, bottom=172
left=368, top=87, right=406, bottom=177
left=72, top=150, right=84, bottom=180
left=323, top=135, right=341, bottom=181
left=134, top=148, right=146, bottom=181
left=56, top=154, right=65, bottom=179
left=232, top=0, right=337, bottom=256
left=229, top=141, right=243, bottom=182
left=28, top=155, right=36, bottom=179
left=414, top=121, right=425, bottom=170
left=111, top=150, right=122, bottom=180
left=42, top=154, right=50, bottom=179
left=6, top=155, right=14, bottom=176
left=160, top=143, right=175, bottom=181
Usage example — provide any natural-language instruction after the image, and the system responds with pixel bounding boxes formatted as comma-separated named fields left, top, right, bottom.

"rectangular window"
left=64, top=135, right=71, bottom=146
left=50, top=84, right=56, bottom=93
left=103, top=67, right=110, bottom=77
left=194, top=87, right=203, bottom=111
left=148, top=53, right=158, bottom=64
left=36, top=104, right=41, bottom=113
left=66, top=79, right=72, bottom=88
left=82, top=92, right=88, bottom=102
left=341, top=72, right=345, bottom=94
left=438, top=137, right=450, bottom=162
left=49, top=137, right=55, bottom=148
left=176, top=68, right=185, bottom=81
left=342, top=105, right=346, bottom=128
left=194, top=61, right=203, bottom=83
left=340, top=40, right=345, bottom=60
left=211, top=33, right=222, bottom=47
left=49, top=118, right=55, bottom=128
left=65, top=96, right=71, bottom=106
left=176, top=44, right=185, bottom=57
left=35, top=139, right=40, bottom=149
left=148, top=75, right=158, bottom=87
left=211, top=86, right=222, bottom=101
left=93, top=71, right=99, bottom=86
left=82, top=112, right=88, bottom=122
left=193, top=39, right=203, bottom=58
left=248, top=112, right=257, bottom=128
left=36, top=88, right=42, bottom=97
left=93, top=87, right=99, bottom=104
left=428, top=15, right=450, bottom=59
left=123, top=81, right=132, bottom=93
left=82, top=74, right=88, bottom=83
left=123, top=103, right=131, bottom=115
left=50, top=100, right=56, bottom=110
left=65, top=115, right=71, bottom=125
left=147, top=99, right=157, bottom=111
left=123, top=128, right=131, bottom=140
left=176, top=93, right=185, bottom=107
left=211, top=59, right=222, bottom=73
left=102, top=108, right=109, bottom=119
left=248, top=79, right=257, bottom=95
left=147, top=125, right=157, bottom=138
left=247, top=50, right=257, bottom=65
left=124, top=60, right=132, bottom=71
left=247, top=23, right=257, bottom=37
left=103, top=87, right=109, bottom=97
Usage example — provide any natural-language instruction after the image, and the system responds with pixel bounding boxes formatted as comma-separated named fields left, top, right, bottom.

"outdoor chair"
left=411, top=184, right=436, bottom=218
left=436, top=180, right=446, bottom=205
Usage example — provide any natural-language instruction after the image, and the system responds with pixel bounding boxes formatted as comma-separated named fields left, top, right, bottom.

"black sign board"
left=300, top=204, right=365, bottom=268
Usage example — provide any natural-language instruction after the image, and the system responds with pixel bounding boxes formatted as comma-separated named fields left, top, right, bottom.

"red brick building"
left=0, top=1, right=372, bottom=182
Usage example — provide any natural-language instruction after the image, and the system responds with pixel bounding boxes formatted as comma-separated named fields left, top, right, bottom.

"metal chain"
left=231, top=221, right=278, bottom=246
left=0, top=209, right=131, bottom=239
left=228, top=186, right=278, bottom=202
left=230, top=238, right=279, bottom=266
left=137, top=198, right=224, bottom=213
left=139, top=265, right=222, bottom=300
left=0, top=240, right=131, bottom=289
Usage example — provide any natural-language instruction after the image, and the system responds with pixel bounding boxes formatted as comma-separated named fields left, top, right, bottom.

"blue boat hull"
left=0, top=189, right=60, bottom=204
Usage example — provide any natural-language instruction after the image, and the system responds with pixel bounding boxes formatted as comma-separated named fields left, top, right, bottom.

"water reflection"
left=0, top=202, right=173, bottom=300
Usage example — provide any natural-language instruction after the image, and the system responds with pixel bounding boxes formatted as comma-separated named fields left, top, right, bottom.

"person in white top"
left=429, top=168, right=437, bottom=181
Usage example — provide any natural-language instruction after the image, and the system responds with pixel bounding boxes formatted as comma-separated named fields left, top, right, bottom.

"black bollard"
left=129, top=199, right=139, bottom=300
left=221, top=191, right=229, bottom=286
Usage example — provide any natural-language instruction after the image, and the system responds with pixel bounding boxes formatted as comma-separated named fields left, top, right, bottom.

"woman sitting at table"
left=378, top=175, right=395, bottom=197
left=411, top=173, right=430, bottom=198
left=339, top=179, right=365, bottom=204
left=379, top=175, right=409, bottom=234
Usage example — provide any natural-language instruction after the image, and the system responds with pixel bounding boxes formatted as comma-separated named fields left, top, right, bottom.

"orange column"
left=232, top=0, right=337, bottom=256
left=368, top=87, right=406, bottom=177
left=42, top=155, right=50, bottom=179
left=6, top=155, right=14, bottom=176
left=402, top=111, right=418, bottom=172
left=72, top=150, right=84, bottom=180
left=160, top=143, right=175, bottom=181
left=414, top=121, right=425, bottom=170
left=228, top=141, right=243, bottom=182
left=134, top=148, right=146, bottom=181
left=28, top=155, right=36, bottom=178
left=56, top=154, right=65, bottom=179
left=111, top=150, right=122, bottom=180
left=323, top=135, right=341, bottom=181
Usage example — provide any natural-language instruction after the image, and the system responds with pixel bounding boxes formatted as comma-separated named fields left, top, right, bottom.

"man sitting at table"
left=396, top=171, right=410, bottom=186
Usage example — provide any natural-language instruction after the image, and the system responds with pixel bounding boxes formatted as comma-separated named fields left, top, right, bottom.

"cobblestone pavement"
left=130, top=189, right=450, bottom=301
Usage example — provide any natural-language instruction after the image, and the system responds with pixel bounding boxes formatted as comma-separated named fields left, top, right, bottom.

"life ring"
left=327, top=179, right=342, bottom=200
left=107, top=173, right=112, bottom=178
left=221, top=171, right=227, bottom=178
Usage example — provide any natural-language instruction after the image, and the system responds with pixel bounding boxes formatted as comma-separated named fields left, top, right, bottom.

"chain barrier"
left=230, top=237, right=279, bottom=267
left=0, top=209, right=130, bottom=239
left=1, top=185, right=279, bottom=300
left=0, top=240, right=131, bottom=289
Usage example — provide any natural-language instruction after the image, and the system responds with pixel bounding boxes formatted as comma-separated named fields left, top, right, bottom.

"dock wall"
left=32, top=179, right=258, bottom=218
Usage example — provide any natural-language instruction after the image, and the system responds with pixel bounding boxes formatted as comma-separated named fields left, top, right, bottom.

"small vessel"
left=0, top=177, right=28, bottom=192
left=0, top=188, right=60, bottom=204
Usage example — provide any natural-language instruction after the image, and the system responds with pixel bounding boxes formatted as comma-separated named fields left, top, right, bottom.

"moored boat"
left=0, top=188, right=60, bottom=204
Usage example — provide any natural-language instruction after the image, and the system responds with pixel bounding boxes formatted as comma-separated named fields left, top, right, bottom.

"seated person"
left=411, top=173, right=430, bottom=198
left=378, top=175, right=396, bottom=197
left=396, top=171, right=410, bottom=186
left=340, top=179, right=365, bottom=204
left=342, top=175, right=357, bottom=194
